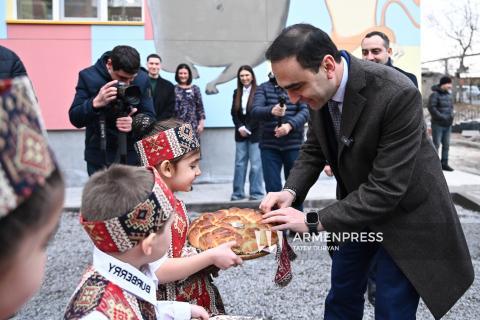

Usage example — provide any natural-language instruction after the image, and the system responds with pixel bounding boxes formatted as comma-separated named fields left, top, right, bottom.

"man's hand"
left=190, top=305, right=209, bottom=319
left=197, top=119, right=205, bottom=135
left=259, top=190, right=294, bottom=213
left=271, top=103, right=286, bottom=117
left=206, top=241, right=243, bottom=270
left=115, top=108, right=137, bottom=133
left=274, top=123, right=292, bottom=138
left=323, top=165, right=333, bottom=177
left=262, top=207, right=310, bottom=233
left=93, top=80, right=118, bottom=109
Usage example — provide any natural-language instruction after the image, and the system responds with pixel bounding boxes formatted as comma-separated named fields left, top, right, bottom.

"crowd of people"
left=0, top=21, right=473, bottom=320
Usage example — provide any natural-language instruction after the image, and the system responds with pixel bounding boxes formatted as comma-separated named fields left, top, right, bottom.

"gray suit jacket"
left=284, top=54, right=473, bottom=319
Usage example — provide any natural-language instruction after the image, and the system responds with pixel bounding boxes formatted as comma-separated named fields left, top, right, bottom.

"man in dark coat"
left=0, top=45, right=27, bottom=79
left=261, top=24, right=473, bottom=320
left=145, top=53, right=175, bottom=121
left=69, top=45, right=155, bottom=175
left=428, top=76, right=454, bottom=171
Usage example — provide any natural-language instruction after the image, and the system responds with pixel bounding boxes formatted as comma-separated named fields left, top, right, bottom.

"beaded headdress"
left=80, top=166, right=176, bottom=253
left=135, top=123, right=200, bottom=167
left=0, top=77, right=57, bottom=218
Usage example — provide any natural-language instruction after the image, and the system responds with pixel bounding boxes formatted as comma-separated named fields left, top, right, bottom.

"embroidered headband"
left=0, top=77, right=57, bottom=218
left=135, top=123, right=200, bottom=167
left=80, top=166, right=176, bottom=253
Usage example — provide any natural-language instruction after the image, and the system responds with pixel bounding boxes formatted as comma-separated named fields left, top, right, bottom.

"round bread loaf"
left=188, top=208, right=278, bottom=255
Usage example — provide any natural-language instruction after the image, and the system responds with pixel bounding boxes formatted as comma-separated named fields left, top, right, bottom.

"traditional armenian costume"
left=0, top=76, right=57, bottom=217
left=64, top=166, right=192, bottom=320
left=135, top=124, right=225, bottom=315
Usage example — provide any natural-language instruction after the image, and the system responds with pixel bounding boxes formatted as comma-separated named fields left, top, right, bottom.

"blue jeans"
left=231, top=141, right=264, bottom=200
left=260, top=148, right=299, bottom=193
left=325, top=241, right=419, bottom=320
left=431, top=123, right=451, bottom=163
left=260, top=148, right=303, bottom=210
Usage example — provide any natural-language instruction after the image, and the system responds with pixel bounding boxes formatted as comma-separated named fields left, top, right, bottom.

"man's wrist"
left=92, top=96, right=103, bottom=109
left=283, top=187, right=297, bottom=202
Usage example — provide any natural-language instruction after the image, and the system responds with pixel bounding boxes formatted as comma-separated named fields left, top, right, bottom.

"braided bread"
left=188, top=208, right=278, bottom=255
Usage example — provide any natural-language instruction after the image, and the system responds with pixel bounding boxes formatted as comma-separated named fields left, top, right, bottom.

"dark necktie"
left=328, top=99, right=341, bottom=139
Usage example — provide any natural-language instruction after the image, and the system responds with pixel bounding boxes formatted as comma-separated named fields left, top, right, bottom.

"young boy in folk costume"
left=0, top=77, right=65, bottom=318
left=135, top=119, right=242, bottom=315
left=64, top=164, right=208, bottom=320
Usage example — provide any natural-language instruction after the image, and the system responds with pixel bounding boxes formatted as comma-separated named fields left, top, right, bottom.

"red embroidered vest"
left=64, top=268, right=156, bottom=319
left=157, top=200, right=225, bottom=315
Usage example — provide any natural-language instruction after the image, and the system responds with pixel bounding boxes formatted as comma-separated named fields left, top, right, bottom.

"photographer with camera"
left=251, top=72, right=309, bottom=209
left=69, top=45, right=155, bottom=175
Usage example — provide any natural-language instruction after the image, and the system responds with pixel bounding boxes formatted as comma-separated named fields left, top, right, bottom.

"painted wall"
left=1, top=0, right=420, bottom=186
left=0, top=0, right=420, bottom=130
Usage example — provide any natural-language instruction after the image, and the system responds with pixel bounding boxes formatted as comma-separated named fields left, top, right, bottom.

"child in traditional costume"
left=0, top=77, right=65, bottom=318
left=135, top=119, right=242, bottom=315
left=64, top=164, right=209, bottom=319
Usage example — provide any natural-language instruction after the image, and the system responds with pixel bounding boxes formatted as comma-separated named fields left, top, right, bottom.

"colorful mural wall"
left=0, top=0, right=420, bottom=130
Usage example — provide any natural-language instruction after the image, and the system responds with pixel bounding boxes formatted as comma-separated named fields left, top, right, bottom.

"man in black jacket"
left=428, top=76, right=454, bottom=171
left=69, top=45, right=155, bottom=175
left=361, top=31, right=418, bottom=87
left=146, top=53, right=175, bottom=121
left=0, top=45, right=27, bottom=79
left=251, top=74, right=309, bottom=209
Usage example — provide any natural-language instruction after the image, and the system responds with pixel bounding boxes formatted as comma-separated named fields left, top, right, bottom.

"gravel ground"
left=12, top=205, right=480, bottom=320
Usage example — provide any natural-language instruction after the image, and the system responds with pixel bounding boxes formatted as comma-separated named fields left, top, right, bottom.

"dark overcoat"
left=284, top=54, right=474, bottom=319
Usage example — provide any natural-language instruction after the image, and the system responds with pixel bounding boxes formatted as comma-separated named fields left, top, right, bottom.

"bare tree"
left=428, top=0, right=479, bottom=75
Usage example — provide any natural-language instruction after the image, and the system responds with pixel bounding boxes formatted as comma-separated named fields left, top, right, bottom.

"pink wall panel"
left=0, top=25, right=91, bottom=129
left=144, top=0, right=153, bottom=40
left=7, top=24, right=90, bottom=40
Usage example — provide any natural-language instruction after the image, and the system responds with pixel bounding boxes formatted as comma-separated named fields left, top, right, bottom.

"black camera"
left=109, top=81, right=141, bottom=118
left=99, top=81, right=142, bottom=164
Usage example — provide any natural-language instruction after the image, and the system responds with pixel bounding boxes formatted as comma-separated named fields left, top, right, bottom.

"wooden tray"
left=238, top=250, right=270, bottom=260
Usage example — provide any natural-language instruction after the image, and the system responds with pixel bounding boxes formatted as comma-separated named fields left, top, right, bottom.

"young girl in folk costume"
left=135, top=119, right=242, bottom=315
left=0, top=77, right=65, bottom=318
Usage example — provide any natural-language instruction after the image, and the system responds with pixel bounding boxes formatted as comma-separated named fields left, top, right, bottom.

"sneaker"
left=442, top=163, right=454, bottom=171
left=249, top=196, right=264, bottom=201
left=230, top=195, right=246, bottom=201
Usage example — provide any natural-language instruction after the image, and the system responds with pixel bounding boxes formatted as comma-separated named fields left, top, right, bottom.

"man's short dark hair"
left=147, top=53, right=162, bottom=62
left=174, top=63, right=193, bottom=85
left=265, top=23, right=341, bottom=73
left=364, top=31, right=390, bottom=49
left=110, top=45, right=140, bottom=74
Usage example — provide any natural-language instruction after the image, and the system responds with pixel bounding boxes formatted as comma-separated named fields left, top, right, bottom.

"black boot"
left=442, top=162, right=454, bottom=171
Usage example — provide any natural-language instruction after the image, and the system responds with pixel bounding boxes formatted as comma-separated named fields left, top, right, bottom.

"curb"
left=451, top=138, right=480, bottom=149
left=185, top=199, right=338, bottom=215
left=64, top=196, right=479, bottom=213
left=452, top=192, right=480, bottom=212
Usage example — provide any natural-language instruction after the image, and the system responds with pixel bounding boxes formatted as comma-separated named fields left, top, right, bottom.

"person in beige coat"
left=261, top=23, right=473, bottom=320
